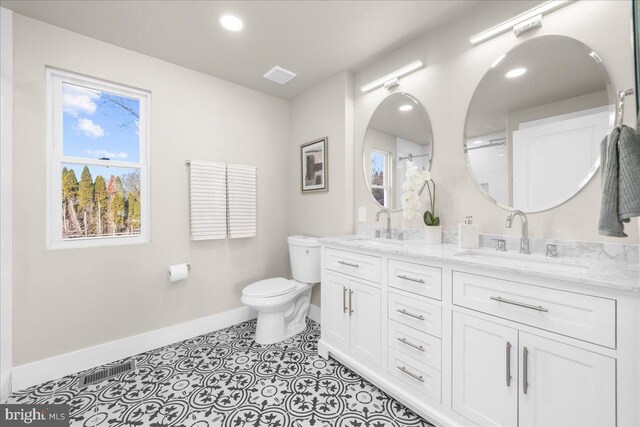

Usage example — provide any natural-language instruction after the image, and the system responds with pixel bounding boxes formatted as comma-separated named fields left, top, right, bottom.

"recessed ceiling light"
left=399, top=104, right=413, bottom=112
left=219, top=14, right=244, bottom=32
left=505, top=67, right=527, bottom=78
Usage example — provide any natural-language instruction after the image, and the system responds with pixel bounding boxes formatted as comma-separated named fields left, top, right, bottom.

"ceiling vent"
left=263, top=66, right=296, bottom=85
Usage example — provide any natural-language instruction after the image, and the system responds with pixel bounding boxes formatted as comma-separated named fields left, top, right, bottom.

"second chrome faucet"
left=506, top=210, right=530, bottom=254
left=376, top=208, right=392, bottom=239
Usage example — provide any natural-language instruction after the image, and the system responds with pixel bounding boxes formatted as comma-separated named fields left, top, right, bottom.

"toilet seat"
left=242, top=277, right=297, bottom=298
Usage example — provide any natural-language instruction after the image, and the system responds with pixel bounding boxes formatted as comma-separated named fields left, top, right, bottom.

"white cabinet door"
left=349, top=280, right=381, bottom=366
left=519, top=332, right=616, bottom=427
left=322, top=273, right=350, bottom=348
left=452, top=312, right=518, bottom=427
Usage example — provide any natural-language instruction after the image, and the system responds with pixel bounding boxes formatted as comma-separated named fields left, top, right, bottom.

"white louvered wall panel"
left=227, top=164, right=257, bottom=239
left=188, top=160, right=227, bottom=240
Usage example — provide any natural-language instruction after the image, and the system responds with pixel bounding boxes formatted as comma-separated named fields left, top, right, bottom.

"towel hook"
left=615, top=88, right=635, bottom=128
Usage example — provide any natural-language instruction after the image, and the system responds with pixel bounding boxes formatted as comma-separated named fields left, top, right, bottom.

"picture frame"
left=634, top=0, right=640, bottom=112
left=300, top=137, right=328, bottom=192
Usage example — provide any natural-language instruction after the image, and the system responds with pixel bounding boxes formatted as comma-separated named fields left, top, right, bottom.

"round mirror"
left=464, top=36, right=615, bottom=212
left=363, top=92, right=433, bottom=211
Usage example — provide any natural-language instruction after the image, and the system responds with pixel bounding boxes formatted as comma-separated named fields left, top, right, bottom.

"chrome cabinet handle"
left=397, top=274, right=425, bottom=284
left=396, top=308, right=425, bottom=321
left=338, top=260, right=359, bottom=268
left=506, top=341, right=512, bottom=387
left=523, top=346, right=529, bottom=394
left=490, top=296, right=548, bottom=313
left=349, top=290, right=354, bottom=315
left=397, top=366, right=424, bottom=383
left=342, top=287, right=348, bottom=314
left=397, top=337, right=425, bottom=352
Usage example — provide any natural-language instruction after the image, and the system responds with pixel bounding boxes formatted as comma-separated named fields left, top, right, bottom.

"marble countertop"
left=320, top=235, right=640, bottom=293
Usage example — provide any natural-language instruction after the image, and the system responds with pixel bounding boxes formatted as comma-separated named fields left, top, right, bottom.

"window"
left=47, top=69, right=150, bottom=248
left=370, top=149, right=391, bottom=208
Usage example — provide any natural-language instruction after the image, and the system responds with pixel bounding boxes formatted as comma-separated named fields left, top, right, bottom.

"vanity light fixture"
left=219, top=13, right=244, bottom=32
left=469, top=0, right=572, bottom=45
left=399, top=104, right=414, bottom=112
left=505, top=67, right=527, bottom=78
left=360, top=61, right=424, bottom=93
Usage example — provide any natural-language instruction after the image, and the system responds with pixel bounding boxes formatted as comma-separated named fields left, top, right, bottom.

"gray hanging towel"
left=598, top=125, right=640, bottom=237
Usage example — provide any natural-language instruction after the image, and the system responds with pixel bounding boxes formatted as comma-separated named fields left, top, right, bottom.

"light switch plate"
left=358, top=207, right=366, bottom=222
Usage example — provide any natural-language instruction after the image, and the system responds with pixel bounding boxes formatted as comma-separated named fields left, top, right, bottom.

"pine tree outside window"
left=47, top=69, right=150, bottom=248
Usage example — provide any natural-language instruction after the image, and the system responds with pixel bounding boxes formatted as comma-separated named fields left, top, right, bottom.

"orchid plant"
left=401, top=164, right=431, bottom=220
left=422, top=178, right=439, bottom=227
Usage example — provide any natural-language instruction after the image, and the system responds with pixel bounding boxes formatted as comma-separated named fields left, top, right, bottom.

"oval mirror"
left=464, top=36, right=615, bottom=212
left=363, top=93, right=433, bottom=211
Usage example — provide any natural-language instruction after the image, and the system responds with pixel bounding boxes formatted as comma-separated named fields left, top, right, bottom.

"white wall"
left=0, top=7, right=13, bottom=398
left=12, top=14, right=292, bottom=366
left=354, top=0, right=638, bottom=242
left=289, top=71, right=355, bottom=306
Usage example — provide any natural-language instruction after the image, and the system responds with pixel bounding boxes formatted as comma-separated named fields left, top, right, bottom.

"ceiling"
left=369, top=93, right=432, bottom=145
left=466, top=36, right=613, bottom=137
left=1, top=0, right=480, bottom=100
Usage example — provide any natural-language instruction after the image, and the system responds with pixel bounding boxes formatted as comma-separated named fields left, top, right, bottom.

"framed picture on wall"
left=634, top=0, right=640, bottom=112
left=300, top=137, right=328, bottom=192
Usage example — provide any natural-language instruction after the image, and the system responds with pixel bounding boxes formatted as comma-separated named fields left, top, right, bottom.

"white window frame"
left=46, top=68, right=151, bottom=249
left=371, top=149, right=392, bottom=208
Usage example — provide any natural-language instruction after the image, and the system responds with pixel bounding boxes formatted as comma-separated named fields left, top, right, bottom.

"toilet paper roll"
left=169, top=263, right=189, bottom=282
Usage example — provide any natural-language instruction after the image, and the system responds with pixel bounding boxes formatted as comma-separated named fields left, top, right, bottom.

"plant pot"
left=424, top=225, right=442, bottom=245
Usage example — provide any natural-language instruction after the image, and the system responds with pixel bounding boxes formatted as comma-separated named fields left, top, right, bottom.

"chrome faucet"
left=376, top=208, right=392, bottom=239
left=506, top=210, right=530, bottom=254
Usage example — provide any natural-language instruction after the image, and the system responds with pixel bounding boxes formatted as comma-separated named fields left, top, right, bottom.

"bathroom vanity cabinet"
left=318, top=239, right=640, bottom=427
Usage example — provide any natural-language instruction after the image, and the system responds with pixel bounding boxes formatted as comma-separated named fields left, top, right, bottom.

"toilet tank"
left=288, top=236, right=321, bottom=284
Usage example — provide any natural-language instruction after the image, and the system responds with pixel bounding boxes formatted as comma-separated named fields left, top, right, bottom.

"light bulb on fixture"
left=399, top=104, right=413, bottom=112
left=219, top=14, right=244, bottom=32
left=505, top=67, right=527, bottom=78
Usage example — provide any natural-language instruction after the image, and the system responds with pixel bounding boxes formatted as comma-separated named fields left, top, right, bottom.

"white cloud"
left=86, top=149, right=128, bottom=160
left=62, top=85, right=99, bottom=117
left=75, top=118, right=105, bottom=138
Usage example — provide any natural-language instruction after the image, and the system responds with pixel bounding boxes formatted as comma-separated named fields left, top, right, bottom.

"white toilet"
left=241, top=235, right=321, bottom=344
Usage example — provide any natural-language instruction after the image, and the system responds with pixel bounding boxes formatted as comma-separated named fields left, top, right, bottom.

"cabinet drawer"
left=387, top=348, right=441, bottom=403
left=452, top=271, right=616, bottom=348
left=388, top=319, right=441, bottom=370
left=325, top=248, right=381, bottom=283
left=388, top=291, right=441, bottom=338
left=388, top=259, right=442, bottom=300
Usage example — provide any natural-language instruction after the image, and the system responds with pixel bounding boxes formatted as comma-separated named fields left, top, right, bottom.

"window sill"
left=47, top=234, right=150, bottom=250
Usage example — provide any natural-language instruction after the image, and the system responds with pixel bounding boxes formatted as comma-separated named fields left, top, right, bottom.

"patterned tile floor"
left=5, top=319, right=433, bottom=426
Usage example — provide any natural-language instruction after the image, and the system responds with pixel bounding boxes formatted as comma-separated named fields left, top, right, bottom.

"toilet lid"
left=243, top=278, right=297, bottom=298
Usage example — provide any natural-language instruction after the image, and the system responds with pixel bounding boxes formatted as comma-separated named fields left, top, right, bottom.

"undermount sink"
left=345, top=236, right=405, bottom=246
left=454, top=249, right=589, bottom=273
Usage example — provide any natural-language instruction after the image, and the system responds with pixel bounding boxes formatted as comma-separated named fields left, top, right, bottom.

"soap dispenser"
left=458, top=216, right=480, bottom=249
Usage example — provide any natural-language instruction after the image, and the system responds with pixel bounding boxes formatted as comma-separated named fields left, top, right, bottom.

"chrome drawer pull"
left=397, top=366, right=424, bottom=382
left=349, top=290, right=354, bottom=315
left=397, top=274, right=425, bottom=284
left=397, top=337, right=425, bottom=352
left=490, top=296, right=549, bottom=313
left=396, top=308, right=425, bottom=321
left=523, top=346, right=529, bottom=394
left=506, top=341, right=512, bottom=387
left=342, top=287, right=348, bottom=314
left=338, top=260, right=359, bottom=268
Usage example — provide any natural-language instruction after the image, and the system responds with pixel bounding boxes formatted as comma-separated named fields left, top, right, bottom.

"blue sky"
left=62, top=83, right=140, bottom=163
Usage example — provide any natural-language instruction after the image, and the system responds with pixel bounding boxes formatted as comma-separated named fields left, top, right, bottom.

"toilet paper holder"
left=167, top=263, right=191, bottom=276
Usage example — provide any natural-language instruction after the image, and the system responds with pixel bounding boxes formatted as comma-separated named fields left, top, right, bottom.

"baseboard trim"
left=12, top=306, right=256, bottom=392
left=307, top=303, right=321, bottom=324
